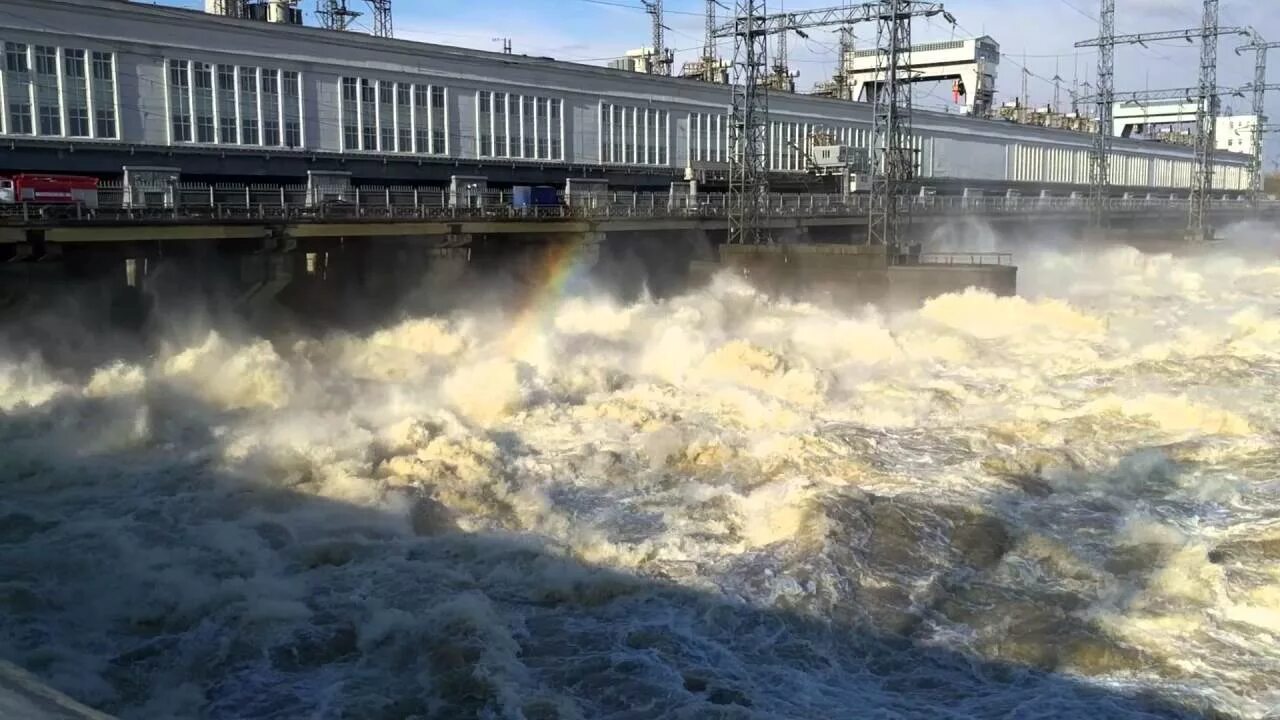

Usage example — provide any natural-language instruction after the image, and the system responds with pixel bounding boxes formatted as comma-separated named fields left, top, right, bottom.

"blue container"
left=531, top=185, right=559, bottom=207
left=511, top=185, right=533, bottom=209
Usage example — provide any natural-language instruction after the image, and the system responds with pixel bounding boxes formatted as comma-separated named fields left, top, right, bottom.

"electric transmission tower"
left=643, top=0, right=673, bottom=75
left=1189, top=0, right=1220, bottom=241
left=368, top=0, right=392, bottom=37
left=713, top=1, right=952, bottom=247
left=702, top=0, right=719, bottom=82
left=724, top=0, right=770, bottom=245
left=1075, top=0, right=1113, bottom=229
left=1237, top=34, right=1280, bottom=208
left=316, top=0, right=360, bottom=30
left=1076, top=0, right=1247, bottom=238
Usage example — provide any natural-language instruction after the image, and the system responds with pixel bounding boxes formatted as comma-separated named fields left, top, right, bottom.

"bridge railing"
left=3, top=183, right=1277, bottom=224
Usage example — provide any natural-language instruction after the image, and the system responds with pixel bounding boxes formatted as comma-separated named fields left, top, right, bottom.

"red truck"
left=0, top=174, right=100, bottom=213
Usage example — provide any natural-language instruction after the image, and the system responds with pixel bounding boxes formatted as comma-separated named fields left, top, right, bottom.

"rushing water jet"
left=2, top=235, right=1279, bottom=719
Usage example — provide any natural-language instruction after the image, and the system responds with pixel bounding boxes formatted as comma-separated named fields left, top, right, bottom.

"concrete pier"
left=717, top=243, right=1017, bottom=309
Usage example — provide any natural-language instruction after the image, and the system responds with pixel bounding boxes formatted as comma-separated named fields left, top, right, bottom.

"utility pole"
left=714, top=1, right=953, bottom=246
left=316, top=0, right=360, bottom=30
left=493, top=37, right=513, bottom=54
left=367, top=0, right=392, bottom=38
left=1236, top=35, right=1280, bottom=208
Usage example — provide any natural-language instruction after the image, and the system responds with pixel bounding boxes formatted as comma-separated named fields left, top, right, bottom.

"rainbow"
left=501, top=236, right=596, bottom=356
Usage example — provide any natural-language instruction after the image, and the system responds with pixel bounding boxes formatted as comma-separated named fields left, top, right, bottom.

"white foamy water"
left=3, top=233, right=1280, bottom=719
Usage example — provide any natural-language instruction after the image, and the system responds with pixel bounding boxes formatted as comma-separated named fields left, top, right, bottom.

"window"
left=241, top=116, right=258, bottom=145
left=360, top=79, right=375, bottom=103
left=218, top=65, right=236, bottom=92
left=478, top=91, right=491, bottom=114
left=362, top=125, right=376, bottom=151
left=193, top=62, right=212, bottom=90
left=9, top=103, right=33, bottom=134
left=92, top=51, right=112, bottom=81
left=479, top=136, right=491, bottom=156
left=397, top=84, right=410, bottom=107
left=342, top=77, right=358, bottom=102
left=197, top=114, right=215, bottom=143
left=35, top=46, right=56, bottom=75
left=64, top=49, right=86, bottom=78
left=36, top=105, right=60, bottom=135
left=285, top=120, right=301, bottom=148
left=414, top=85, right=428, bottom=108
left=415, top=128, right=428, bottom=153
left=551, top=99, right=561, bottom=122
left=343, top=123, right=359, bottom=151
left=263, top=118, right=279, bottom=146
left=5, top=43, right=27, bottom=73
left=95, top=108, right=116, bottom=138
left=379, top=84, right=392, bottom=105
left=171, top=113, right=192, bottom=143
left=398, top=127, right=411, bottom=152
left=381, top=126, right=394, bottom=151
left=432, top=128, right=445, bottom=153
left=537, top=98, right=548, bottom=119
left=169, top=59, right=189, bottom=88
left=220, top=117, right=238, bottom=144
left=67, top=107, right=90, bottom=137
left=431, top=86, right=445, bottom=109
left=240, top=68, right=257, bottom=93
left=282, top=71, right=299, bottom=97
left=261, top=71, right=278, bottom=96
left=551, top=137, right=562, bottom=159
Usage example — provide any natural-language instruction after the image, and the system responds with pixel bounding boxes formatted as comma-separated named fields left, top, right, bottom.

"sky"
left=158, top=0, right=1280, bottom=167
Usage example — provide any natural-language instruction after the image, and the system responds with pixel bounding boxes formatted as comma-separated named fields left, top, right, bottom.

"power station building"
left=0, top=0, right=1253, bottom=194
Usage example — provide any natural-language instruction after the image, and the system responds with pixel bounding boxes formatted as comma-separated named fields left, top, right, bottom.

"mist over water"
left=2, top=228, right=1280, bottom=719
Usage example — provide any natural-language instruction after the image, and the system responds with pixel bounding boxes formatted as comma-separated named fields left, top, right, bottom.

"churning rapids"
left=3, top=232, right=1280, bottom=720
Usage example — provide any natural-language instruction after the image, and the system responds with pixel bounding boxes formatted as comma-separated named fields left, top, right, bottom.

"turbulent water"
left=2, top=230, right=1280, bottom=720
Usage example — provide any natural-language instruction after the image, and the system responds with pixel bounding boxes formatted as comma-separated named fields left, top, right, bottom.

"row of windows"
left=689, top=112, right=729, bottom=164
left=1, top=41, right=118, bottom=138
left=340, top=76, right=447, bottom=155
left=600, top=103, right=669, bottom=166
left=476, top=90, right=563, bottom=160
left=167, top=59, right=302, bottom=148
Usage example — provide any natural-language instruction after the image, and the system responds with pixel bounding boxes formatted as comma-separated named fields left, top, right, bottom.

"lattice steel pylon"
left=1188, top=0, right=1220, bottom=241
left=726, top=0, right=770, bottom=245
left=868, top=0, right=915, bottom=251
left=714, top=1, right=951, bottom=246
left=643, top=0, right=674, bottom=76
left=1237, top=34, right=1280, bottom=209
left=1088, top=0, right=1114, bottom=230
left=367, top=0, right=392, bottom=37
left=316, top=0, right=361, bottom=30
left=703, top=0, right=719, bottom=82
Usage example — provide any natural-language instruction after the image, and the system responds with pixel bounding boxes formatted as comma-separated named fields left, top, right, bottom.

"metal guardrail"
left=916, top=252, right=1015, bottom=266
left=1, top=183, right=1276, bottom=226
